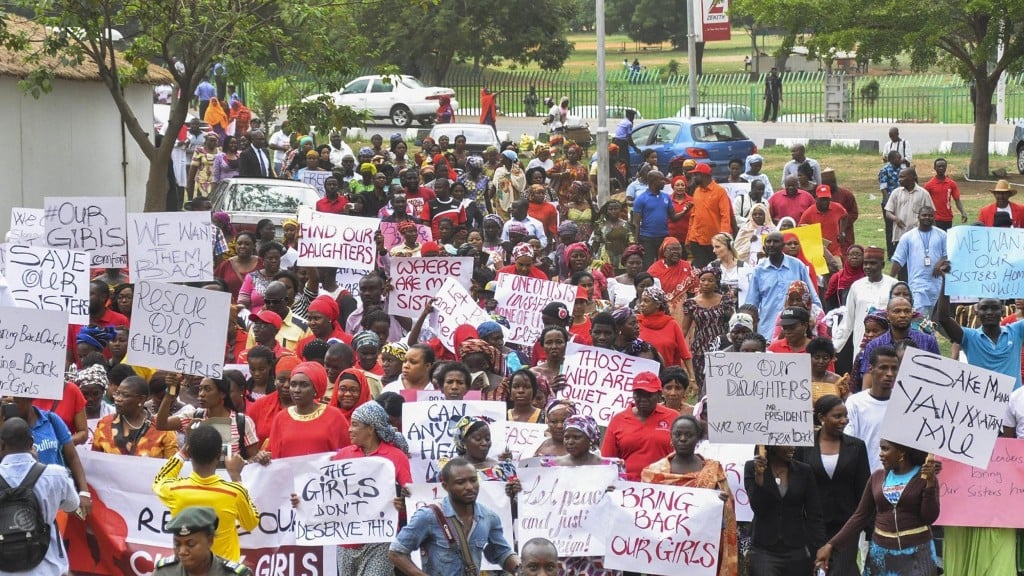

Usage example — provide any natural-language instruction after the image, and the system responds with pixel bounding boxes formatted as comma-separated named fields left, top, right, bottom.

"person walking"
left=762, top=67, right=783, bottom=122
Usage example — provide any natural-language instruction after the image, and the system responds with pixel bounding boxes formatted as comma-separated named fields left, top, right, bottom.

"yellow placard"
left=763, top=222, right=827, bottom=275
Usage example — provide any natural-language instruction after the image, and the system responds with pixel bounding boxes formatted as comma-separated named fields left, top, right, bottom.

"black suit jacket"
left=239, top=146, right=271, bottom=178
left=744, top=458, right=827, bottom=552
left=795, top=432, right=871, bottom=533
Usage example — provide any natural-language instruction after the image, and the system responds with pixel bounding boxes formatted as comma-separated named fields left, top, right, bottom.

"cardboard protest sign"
left=6, top=244, right=89, bottom=324
left=517, top=464, right=620, bottom=557
left=559, top=342, right=660, bottom=426
left=127, top=212, right=214, bottom=282
left=789, top=223, right=826, bottom=275
left=584, top=482, right=725, bottom=576
left=695, top=442, right=754, bottom=521
left=335, top=268, right=364, bottom=296
left=300, top=171, right=332, bottom=197
left=430, top=278, right=495, bottom=352
left=946, top=226, right=1024, bottom=298
left=881, top=348, right=1012, bottom=468
left=705, top=352, right=814, bottom=446
left=936, top=439, right=1024, bottom=529
left=0, top=307, right=68, bottom=399
left=494, top=274, right=576, bottom=345
left=405, top=482, right=512, bottom=571
left=9, top=208, right=45, bottom=246
left=74, top=451, right=336, bottom=575
left=293, top=456, right=399, bottom=545
left=126, top=281, right=230, bottom=378
left=503, top=421, right=549, bottom=460
left=402, top=400, right=506, bottom=482
left=399, top=389, right=482, bottom=402
left=379, top=221, right=433, bottom=250
left=388, top=257, right=473, bottom=318
left=44, top=196, right=127, bottom=267
left=297, top=209, right=379, bottom=270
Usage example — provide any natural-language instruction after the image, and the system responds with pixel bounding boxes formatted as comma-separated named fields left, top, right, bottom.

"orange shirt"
left=686, top=181, right=732, bottom=245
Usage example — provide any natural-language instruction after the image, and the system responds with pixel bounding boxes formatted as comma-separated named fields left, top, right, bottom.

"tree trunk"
left=749, top=29, right=760, bottom=82
left=695, top=42, right=706, bottom=76
left=144, top=155, right=173, bottom=212
left=970, top=76, right=994, bottom=179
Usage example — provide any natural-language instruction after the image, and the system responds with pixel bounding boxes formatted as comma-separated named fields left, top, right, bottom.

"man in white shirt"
left=884, top=167, right=934, bottom=248
left=328, top=131, right=354, bottom=167
left=845, top=344, right=897, bottom=472
left=268, top=121, right=293, bottom=174
left=500, top=199, right=548, bottom=249
left=1004, top=387, right=1024, bottom=438
left=781, top=144, right=821, bottom=185
left=733, top=179, right=766, bottom=227
left=833, top=246, right=898, bottom=353
left=880, top=127, right=911, bottom=166
left=0, top=418, right=80, bottom=576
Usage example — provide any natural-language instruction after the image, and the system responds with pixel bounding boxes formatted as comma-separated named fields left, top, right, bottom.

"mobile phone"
left=1, top=403, right=18, bottom=421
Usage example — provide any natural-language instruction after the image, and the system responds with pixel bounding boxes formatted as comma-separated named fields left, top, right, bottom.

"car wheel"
left=390, top=105, right=412, bottom=128
left=1018, top=144, right=1024, bottom=174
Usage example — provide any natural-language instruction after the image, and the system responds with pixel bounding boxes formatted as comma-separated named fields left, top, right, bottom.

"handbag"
left=428, top=504, right=478, bottom=576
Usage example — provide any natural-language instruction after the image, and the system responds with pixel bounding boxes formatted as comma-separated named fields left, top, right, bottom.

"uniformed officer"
left=154, top=506, right=253, bottom=576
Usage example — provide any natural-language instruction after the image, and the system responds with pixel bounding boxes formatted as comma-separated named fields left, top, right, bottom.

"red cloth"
left=637, top=312, right=691, bottom=366
left=831, top=185, right=859, bottom=250
left=768, top=190, right=815, bottom=224
left=799, top=203, right=848, bottom=256
left=333, top=442, right=412, bottom=486
left=68, top=308, right=130, bottom=363
left=569, top=318, right=593, bottom=346
left=316, top=195, right=349, bottom=214
left=647, top=239, right=698, bottom=296
left=215, top=257, right=262, bottom=302
left=33, top=381, right=85, bottom=434
left=326, top=368, right=371, bottom=421
left=978, top=202, right=1024, bottom=227
left=923, top=176, right=960, bottom=222
left=266, top=405, right=351, bottom=458
left=479, top=89, right=498, bottom=124
left=249, top=391, right=286, bottom=445
left=667, top=193, right=693, bottom=245
left=405, top=186, right=437, bottom=222
left=601, top=403, right=679, bottom=481
left=528, top=202, right=559, bottom=239
left=495, top=264, right=549, bottom=280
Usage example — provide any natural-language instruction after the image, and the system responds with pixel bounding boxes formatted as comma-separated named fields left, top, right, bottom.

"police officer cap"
left=166, top=506, right=219, bottom=536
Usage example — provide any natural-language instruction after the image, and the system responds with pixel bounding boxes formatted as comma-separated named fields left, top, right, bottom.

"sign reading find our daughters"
left=293, top=455, right=398, bottom=546
left=6, top=244, right=90, bottom=324
left=127, top=281, right=230, bottom=378
left=43, top=196, right=127, bottom=267
left=704, top=351, right=814, bottom=446
left=297, top=209, right=379, bottom=270
left=388, top=257, right=473, bottom=318
left=0, top=307, right=68, bottom=400
left=946, top=226, right=1024, bottom=298
left=558, top=342, right=660, bottom=426
left=494, top=274, right=576, bottom=345
left=127, top=212, right=213, bottom=282
left=881, top=348, right=1013, bottom=468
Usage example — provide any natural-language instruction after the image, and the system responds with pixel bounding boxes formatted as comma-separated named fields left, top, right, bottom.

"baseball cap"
left=575, top=286, right=589, bottom=301
left=779, top=307, right=811, bottom=326
left=815, top=184, right=832, bottom=198
left=687, top=163, right=712, bottom=175
left=482, top=281, right=497, bottom=293
left=681, top=159, right=698, bottom=170
left=632, top=371, right=662, bottom=393
left=248, top=309, right=283, bottom=330
left=728, top=312, right=754, bottom=332
left=541, top=302, right=570, bottom=321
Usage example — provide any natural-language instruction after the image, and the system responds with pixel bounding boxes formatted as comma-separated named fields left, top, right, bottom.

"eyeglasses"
left=263, top=298, right=285, bottom=306
left=116, top=294, right=133, bottom=301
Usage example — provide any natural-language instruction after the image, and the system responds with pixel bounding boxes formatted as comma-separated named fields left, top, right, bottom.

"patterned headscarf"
left=611, top=307, right=635, bottom=325
left=627, top=338, right=655, bottom=357
left=359, top=162, right=377, bottom=176
left=545, top=399, right=577, bottom=419
left=698, top=264, right=722, bottom=285
left=77, top=326, right=116, bottom=351
left=512, top=242, right=534, bottom=261
left=467, top=155, right=484, bottom=169
left=458, top=339, right=500, bottom=369
left=212, top=211, right=234, bottom=235
left=358, top=146, right=374, bottom=157
left=483, top=214, right=504, bottom=229
left=352, top=402, right=409, bottom=454
left=381, top=342, right=408, bottom=362
left=564, top=415, right=601, bottom=448
left=476, top=321, right=504, bottom=339
left=451, top=415, right=494, bottom=455
left=352, top=330, right=380, bottom=351
left=643, top=286, right=669, bottom=311
left=507, top=222, right=529, bottom=237
left=557, top=221, right=579, bottom=237
left=397, top=219, right=418, bottom=234
left=864, top=308, right=890, bottom=331
left=74, top=363, right=108, bottom=390
left=786, top=280, right=813, bottom=310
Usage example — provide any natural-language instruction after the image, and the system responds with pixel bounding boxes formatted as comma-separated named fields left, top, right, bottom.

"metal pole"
left=687, top=0, right=699, bottom=115
left=996, top=27, right=1006, bottom=124
left=596, top=0, right=610, bottom=206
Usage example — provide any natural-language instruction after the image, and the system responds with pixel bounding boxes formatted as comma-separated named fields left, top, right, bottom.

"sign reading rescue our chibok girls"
left=946, top=226, right=1024, bottom=298
left=387, top=257, right=473, bottom=318
left=43, top=196, right=128, bottom=267
left=558, top=342, right=661, bottom=426
left=127, top=211, right=214, bottom=282
left=881, top=348, right=1013, bottom=468
left=493, top=274, right=576, bottom=345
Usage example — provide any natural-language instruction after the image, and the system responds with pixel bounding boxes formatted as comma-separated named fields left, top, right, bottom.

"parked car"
left=628, top=118, right=757, bottom=180
left=311, top=75, right=457, bottom=128
left=428, top=123, right=500, bottom=155
left=209, top=178, right=319, bottom=236
left=1012, top=119, right=1024, bottom=174
left=675, top=103, right=755, bottom=122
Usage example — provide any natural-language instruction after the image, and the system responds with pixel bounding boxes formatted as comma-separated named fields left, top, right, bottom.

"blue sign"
left=946, top=226, right=1024, bottom=298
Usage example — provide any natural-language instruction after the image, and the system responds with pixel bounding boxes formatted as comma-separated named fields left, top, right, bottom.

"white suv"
left=321, top=75, right=457, bottom=128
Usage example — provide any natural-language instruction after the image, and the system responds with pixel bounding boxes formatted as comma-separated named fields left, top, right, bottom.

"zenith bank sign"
left=698, top=0, right=731, bottom=42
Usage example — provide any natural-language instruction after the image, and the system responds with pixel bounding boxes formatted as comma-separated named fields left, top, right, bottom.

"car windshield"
left=691, top=122, right=748, bottom=143
left=400, top=77, right=425, bottom=89
left=230, top=184, right=313, bottom=212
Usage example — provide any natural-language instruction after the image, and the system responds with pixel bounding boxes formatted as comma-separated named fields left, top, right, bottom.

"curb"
left=763, top=138, right=1013, bottom=156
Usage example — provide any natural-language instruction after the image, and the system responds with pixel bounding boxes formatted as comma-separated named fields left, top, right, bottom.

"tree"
left=2, top=0, right=373, bottom=211
left=729, top=0, right=814, bottom=73
left=605, top=0, right=707, bottom=74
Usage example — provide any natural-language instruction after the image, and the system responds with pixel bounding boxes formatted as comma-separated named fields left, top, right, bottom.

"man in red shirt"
left=685, top=163, right=734, bottom=267
left=400, top=168, right=436, bottom=222
left=799, top=184, right=849, bottom=257
left=820, top=168, right=858, bottom=252
left=315, top=176, right=349, bottom=214
left=601, top=371, right=679, bottom=480
left=922, top=158, right=967, bottom=230
left=769, top=176, right=815, bottom=224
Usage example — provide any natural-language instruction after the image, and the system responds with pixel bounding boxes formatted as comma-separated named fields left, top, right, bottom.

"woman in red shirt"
left=249, top=355, right=300, bottom=444
left=637, top=286, right=693, bottom=373
left=495, top=242, right=549, bottom=280
left=267, top=361, right=351, bottom=458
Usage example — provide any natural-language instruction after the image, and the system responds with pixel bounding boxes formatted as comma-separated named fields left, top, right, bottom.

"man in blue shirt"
left=390, top=458, right=520, bottom=576
left=877, top=151, right=903, bottom=257
left=745, top=231, right=821, bottom=339
left=194, top=77, right=216, bottom=118
left=611, top=109, right=641, bottom=178
left=631, top=170, right=677, bottom=268
left=936, top=282, right=1024, bottom=390
left=857, top=296, right=940, bottom=382
left=890, top=205, right=946, bottom=318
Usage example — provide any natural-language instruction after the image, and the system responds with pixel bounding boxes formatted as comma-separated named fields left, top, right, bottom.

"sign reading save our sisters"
left=127, top=212, right=213, bottom=282
left=6, top=244, right=90, bottom=324
left=0, top=307, right=68, bottom=400
left=293, top=455, right=398, bottom=546
left=297, top=208, right=379, bottom=270
left=881, top=348, right=1012, bottom=468
left=494, top=274, right=576, bottom=345
left=946, top=226, right=1024, bottom=298
left=704, top=352, right=814, bottom=446
left=559, top=342, right=660, bottom=426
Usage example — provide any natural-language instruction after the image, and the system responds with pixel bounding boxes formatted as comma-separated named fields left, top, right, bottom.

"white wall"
left=0, top=78, right=153, bottom=237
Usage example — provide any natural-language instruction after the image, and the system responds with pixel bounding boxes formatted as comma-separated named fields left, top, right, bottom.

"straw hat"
left=991, top=179, right=1017, bottom=196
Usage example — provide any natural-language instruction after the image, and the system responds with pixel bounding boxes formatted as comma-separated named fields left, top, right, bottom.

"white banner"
left=387, top=257, right=473, bottom=318
left=430, top=278, right=496, bottom=352
left=405, top=482, right=512, bottom=571
left=293, top=455, right=399, bottom=545
left=559, top=342, right=660, bottom=426
left=44, top=196, right=127, bottom=267
left=705, top=351, right=814, bottom=446
left=503, top=421, right=549, bottom=461
left=494, top=274, right=576, bottom=345
left=881, top=348, right=1013, bottom=468
left=126, top=281, right=230, bottom=377
left=9, top=208, right=45, bottom=246
left=517, top=464, right=620, bottom=557
left=127, top=212, right=214, bottom=282
left=6, top=244, right=89, bottom=324
left=297, top=208, right=379, bottom=270
left=0, top=307, right=68, bottom=400
left=584, top=482, right=725, bottom=576
left=696, top=442, right=754, bottom=522
left=402, top=400, right=506, bottom=482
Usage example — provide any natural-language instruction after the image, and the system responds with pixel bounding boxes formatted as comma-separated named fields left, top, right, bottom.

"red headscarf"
left=453, top=325, right=480, bottom=360
left=432, top=154, right=458, bottom=181
left=825, top=244, right=865, bottom=301
left=782, top=232, right=819, bottom=290
left=647, top=237, right=696, bottom=297
left=332, top=368, right=371, bottom=420
left=291, top=361, right=329, bottom=401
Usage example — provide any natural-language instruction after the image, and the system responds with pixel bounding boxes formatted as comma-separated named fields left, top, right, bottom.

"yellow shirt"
left=152, top=454, right=260, bottom=561
left=245, top=310, right=311, bottom=352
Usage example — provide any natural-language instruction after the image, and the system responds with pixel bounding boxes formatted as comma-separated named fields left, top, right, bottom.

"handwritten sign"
left=429, top=278, right=495, bottom=352
left=946, top=226, right=1024, bottom=298
left=936, top=438, right=1024, bottom=528
left=881, top=348, right=1012, bottom=468
left=503, top=422, right=549, bottom=460
left=300, top=171, right=332, bottom=198
left=128, top=212, right=213, bottom=282
left=402, top=400, right=506, bottom=482
left=584, top=482, right=724, bottom=576
left=518, top=465, right=620, bottom=557
left=405, top=482, right=512, bottom=571
left=494, top=274, right=576, bottom=345
left=388, top=257, right=473, bottom=318
left=6, top=244, right=89, bottom=324
left=9, top=208, right=45, bottom=246
left=293, top=456, right=398, bottom=545
left=297, top=209, right=378, bottom=270
left=380, top=221, right=433, bottom=250
left=559, top=342, right=660, bottom=426
left=44, top=196, right=127, bottom=267
left=705, top=352, right=814, bottom=446
left=0, top=307, right=68, bottom=399
left=695, top=442, right=754, bottom=521
left=126, top=281, right=230, bottom=378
